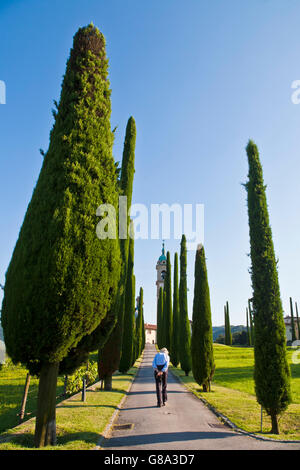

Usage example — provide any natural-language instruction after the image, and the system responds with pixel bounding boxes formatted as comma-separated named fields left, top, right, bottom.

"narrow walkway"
left=101, top=344, right=300, bottom=450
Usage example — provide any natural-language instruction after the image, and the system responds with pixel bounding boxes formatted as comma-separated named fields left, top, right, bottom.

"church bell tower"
left=156, top=241, right=167, bottom=299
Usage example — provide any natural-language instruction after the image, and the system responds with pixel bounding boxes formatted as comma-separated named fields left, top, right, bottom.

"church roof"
left=158, top=242, right=166, bottom=262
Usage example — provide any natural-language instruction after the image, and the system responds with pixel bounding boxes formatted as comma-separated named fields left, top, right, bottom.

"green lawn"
left=0, top=355, right=142, bottom=450
left=0, top=361, right=65, bottom=434
left=171, top=344, right=300, bottom=440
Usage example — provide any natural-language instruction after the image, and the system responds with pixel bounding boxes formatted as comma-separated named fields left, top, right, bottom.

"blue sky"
left=1, top=0, right=300, bottom=327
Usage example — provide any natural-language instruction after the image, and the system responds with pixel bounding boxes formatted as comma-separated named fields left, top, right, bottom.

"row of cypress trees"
left=157, top=236, right=215, bottom=391
left=1, top=24, right=145, bottom=447
left=156, top=139, right=292, bottom=433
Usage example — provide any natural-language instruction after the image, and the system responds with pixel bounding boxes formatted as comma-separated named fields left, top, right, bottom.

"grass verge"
left=0, top=356, right=142, bottom=450
left=171, top=344, right=300, bottom=441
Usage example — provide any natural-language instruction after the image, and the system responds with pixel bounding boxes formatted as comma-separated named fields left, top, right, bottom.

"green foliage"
left=171, top=253, right=180, bottom=367
left=119, top=235, right=135, bottom=373
left=245, top=140, right=291, bottom=429
left=224, top=302, right=232, bottom=346
left=157, top=287, right=164, bottom=349
left=97, top=117, right=136, bottom=379
left=164, top=251, right=173, bottom=352
left=65, top=361, right=98, bottom=395
left=179, top=235, right=192, bottom=376
left=1, top=24, right=121, bottom=375
left=191, top=245, right=215, bottom=391
left=290, top=297, right=296, bottom=342
left=135, top=288, right=144, bottom=358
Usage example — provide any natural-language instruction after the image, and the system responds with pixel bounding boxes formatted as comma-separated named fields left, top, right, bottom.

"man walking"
left=152, top=347, right=170, bottom=407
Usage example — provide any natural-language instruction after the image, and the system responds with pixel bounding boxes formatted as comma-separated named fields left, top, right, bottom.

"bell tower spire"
left=156, top=241, right=167, bottom=299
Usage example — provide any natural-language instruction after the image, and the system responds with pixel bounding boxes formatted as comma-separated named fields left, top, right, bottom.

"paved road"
left=101, top=344, right=300, bottom=450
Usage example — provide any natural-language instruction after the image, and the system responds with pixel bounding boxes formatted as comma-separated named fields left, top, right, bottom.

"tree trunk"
left=270, top=412, right=279, bottom=434
left=202, top=382, right=208, bottom=392
left=104, top=375, right=112, bottom=391
left=19, top=373, right=31, bottom=423
left=34, top=362, right=59, bottom=448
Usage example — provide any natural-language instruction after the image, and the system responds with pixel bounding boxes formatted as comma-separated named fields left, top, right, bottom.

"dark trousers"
left=154, top=370, right=168, bottom=405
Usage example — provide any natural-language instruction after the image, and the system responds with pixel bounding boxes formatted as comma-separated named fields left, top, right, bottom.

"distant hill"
left=212, top=325, right=247, bottom=341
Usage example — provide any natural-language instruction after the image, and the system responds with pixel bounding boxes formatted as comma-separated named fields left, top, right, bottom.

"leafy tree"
left=1, top=24, right=121, bottom=447
left=171, top=253, right=180, bottom=366
left=179, top=235, right=192, bottom=376
left=191, top=245, right=215, bottom=391
left=245, top=139, right=291, bottom=434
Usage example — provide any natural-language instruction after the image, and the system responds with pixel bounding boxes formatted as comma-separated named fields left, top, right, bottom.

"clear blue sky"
left=1, top=0, right=300, bottom=327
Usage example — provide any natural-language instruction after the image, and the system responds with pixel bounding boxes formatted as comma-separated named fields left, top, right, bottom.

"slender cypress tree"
left=162, top=290, right=167, bottom=348
left=226, top=301, right=232, bottom=346
left=157, top=287, right=163, bottom=348
left=171, top=253, right=180, bottom=367
left=119, top=234, right=135, bottom=373
left=131, top=275, right=136, bottom=366
left=1, top=24, right=121, bottom=447
left=245, top=139, right=291, bottom=434
left=224, top=306, right=228, bottom=345
left=246, top=308, right=252, bottom=346
left=97, top=116, right=136, bottom=388
left=289, top=297, right=296, bottom=342
left=164, top=251, right=173, bottom=352
left=179, top=235, right=192, bottom=376
left=248, top=299, right=255, bottom=346
left=135, top=287, right=144, bottom=358
left=191, top=245, right=215, bottom=391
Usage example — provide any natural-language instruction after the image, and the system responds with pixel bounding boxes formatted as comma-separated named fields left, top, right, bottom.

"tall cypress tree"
left=161, top=290, right=167, bottom=348
left=289, top=297, right=296, bottom=342
left=245, top=139, right=291, bottom=434
left=1, top=24, right=121, bottom=447
left=248, top=299, right=255, bottom=346
left=131, top=275, right=136, bottom=366
left=246, top=308, right=252, bottom=346
left=135, top=287, right=144, bottom=358
left=191, top=245, right=215, bottom=391
left=119, top=234, right=135, bottom=373
left=164, top=251, right=173, bottom=352
left=97, top=116, right=136, bottom=389
left=171, top=252, right=180, bottom=367
left=157, top=287, right=164, bottom=348
left=179, top=235, right=192, bottom=376
left=224, top=306, right=228, bottom=345
left=226, top=301, right=232, bottom=346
